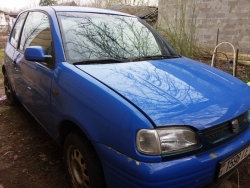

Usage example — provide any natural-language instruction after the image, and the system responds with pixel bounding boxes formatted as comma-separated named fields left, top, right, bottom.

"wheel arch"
left=63, top=127, right=107, bottom=187
left=2, top=64, right=6, bottom=74
left=57, top=120, right=89, bottom=147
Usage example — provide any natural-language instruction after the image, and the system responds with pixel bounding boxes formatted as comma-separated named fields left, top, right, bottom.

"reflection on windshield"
left=57, top=12, right=178, bottom=63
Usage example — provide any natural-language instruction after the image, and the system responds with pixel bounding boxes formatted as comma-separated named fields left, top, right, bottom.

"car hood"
left=76, top=57, right=250, bottom=130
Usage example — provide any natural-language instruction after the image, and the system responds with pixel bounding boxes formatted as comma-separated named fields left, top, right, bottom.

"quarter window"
left=19, top=12, right=52, bottom=55
left=10, top=12, right=28, bottom=48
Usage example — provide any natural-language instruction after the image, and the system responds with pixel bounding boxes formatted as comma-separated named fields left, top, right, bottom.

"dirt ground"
left=0, top=83, right=70, bottom=187
left=198, top=56, right=250, bottom=83
left=0, top=51, right=250, bottom=187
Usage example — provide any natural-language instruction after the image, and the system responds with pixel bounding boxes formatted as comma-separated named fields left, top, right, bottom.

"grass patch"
left=243, top=71, right=250, bottom=83
left=0, top=48, right=4, bottom=57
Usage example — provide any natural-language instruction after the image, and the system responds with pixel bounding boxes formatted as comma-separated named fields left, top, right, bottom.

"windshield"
left=56, top=12, right=179, bottom=64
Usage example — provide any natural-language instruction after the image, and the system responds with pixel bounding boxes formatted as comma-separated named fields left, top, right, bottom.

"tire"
left=64, top=130, right=106, bottom=188
left=3, top=72, right=19, bottom=106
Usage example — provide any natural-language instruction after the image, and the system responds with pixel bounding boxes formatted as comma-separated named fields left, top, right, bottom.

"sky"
left=0, top=0, right=40, bottom=11
left=0, top=0, right=157, bottom=12
left=0, top=0, right=96, bottom=11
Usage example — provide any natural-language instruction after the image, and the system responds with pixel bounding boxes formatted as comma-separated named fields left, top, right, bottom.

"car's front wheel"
left=64, top=130, right=106, bottom=188
left=3, top=72, right=19, bottom=105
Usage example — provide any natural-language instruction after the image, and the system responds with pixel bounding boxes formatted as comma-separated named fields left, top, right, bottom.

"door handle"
left=13, top=54, right=21, bottom=64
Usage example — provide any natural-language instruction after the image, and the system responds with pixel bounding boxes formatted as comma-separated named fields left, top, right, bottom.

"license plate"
left=218, top=145, right=250, bottom=178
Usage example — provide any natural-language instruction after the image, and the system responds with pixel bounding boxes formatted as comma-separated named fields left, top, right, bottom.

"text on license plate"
left=218, top=145, right=250, bottom=178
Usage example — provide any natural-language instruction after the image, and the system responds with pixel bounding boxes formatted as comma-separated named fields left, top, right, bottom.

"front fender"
left=50, top=62, right=157, bottom=162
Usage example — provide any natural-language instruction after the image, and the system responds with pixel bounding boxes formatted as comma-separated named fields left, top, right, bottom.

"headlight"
left=136, top=127, right=200, bottom=155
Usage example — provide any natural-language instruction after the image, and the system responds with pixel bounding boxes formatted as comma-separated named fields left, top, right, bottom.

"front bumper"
left=93, top=127, right=250, bottom=188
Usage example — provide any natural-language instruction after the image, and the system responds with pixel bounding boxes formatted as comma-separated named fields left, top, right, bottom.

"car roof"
left=25, top=6, right=135, bottom=17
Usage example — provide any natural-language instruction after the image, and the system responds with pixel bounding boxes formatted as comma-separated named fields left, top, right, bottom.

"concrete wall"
left=158, top=0, right=250, bottom=53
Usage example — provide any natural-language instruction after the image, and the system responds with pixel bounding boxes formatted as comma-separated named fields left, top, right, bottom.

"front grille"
left=202, top=111, right=249, bottom=142
left=203, top=122, right=231, bottom=141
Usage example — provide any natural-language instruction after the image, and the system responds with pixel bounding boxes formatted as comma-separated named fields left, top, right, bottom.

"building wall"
left=0, top=12, right=6, bottom=24
left=158, top=0, right=250, bottom=53
left=0, top=12, right=8, bottom=30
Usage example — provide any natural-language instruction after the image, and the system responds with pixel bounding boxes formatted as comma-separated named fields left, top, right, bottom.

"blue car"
left=3, top=6, right=250, bottom=188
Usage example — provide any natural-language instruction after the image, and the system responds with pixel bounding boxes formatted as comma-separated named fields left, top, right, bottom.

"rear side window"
left=19, top=11, right=52, bottom=54
left=10, top=12, right=28, bottom=48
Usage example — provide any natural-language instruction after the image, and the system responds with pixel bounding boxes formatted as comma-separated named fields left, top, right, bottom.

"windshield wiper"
left=73, top=55, right=181, bottom=65
left=128, top=54, right=181, bottom=62
left=73, top=58, right=126, bottom=65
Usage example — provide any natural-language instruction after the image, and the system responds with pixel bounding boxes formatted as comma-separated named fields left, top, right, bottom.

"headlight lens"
left=136, top=129, right=161, bottom=155
left=136, top=127, right=200, bottom=155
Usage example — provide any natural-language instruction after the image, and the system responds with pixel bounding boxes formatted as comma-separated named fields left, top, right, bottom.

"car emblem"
left=231, top=119, right=239, bottom=133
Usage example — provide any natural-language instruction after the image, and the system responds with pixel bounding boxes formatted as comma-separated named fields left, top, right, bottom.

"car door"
left=13, top=11, right=54, bottom=129
left=5, top=12, right=28, bottom=91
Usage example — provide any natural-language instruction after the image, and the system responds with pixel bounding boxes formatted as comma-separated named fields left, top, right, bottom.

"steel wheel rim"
left=68, top=147, right=90, bottom=188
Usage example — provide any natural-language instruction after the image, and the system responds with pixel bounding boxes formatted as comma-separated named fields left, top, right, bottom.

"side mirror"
left=24, top=46, right=52, bottom=63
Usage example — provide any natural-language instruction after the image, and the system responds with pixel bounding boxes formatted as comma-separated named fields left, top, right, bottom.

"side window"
left=19, top=12, right=52, bottom=55
left=10, top=12, right=28, bottom=48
